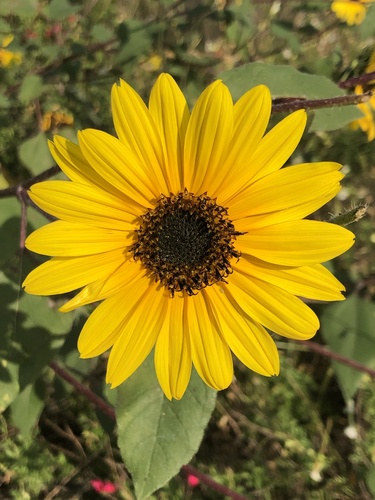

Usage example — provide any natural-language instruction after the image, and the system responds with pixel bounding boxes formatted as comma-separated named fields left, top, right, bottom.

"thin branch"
left=16, top=186, right=28, bottom=250
left=182, top=464, right=250, bottom=500
left=339, top=71, right=375, bottom=89
left=272, top=91, right=372, bottom=113
left=49, top=362, right=116, bottom=420
left=299, top=340, right=375, bottom=378
left=0, top=165, right=60, bottom=199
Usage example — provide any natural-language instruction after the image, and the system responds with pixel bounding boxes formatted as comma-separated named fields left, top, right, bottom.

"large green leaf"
left=218, top=63, right=362, bottom=131
left=320, top=295, right=375, bottom=401
left=0, top=197, right=73, bottom=409
left=116, top=353, right=217, bottom=499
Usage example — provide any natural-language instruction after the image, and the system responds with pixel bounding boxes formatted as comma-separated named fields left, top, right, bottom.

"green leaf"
left=0, top=358, right=19, bottom=413
left=19, top=133, right=53, bottom=174
left=91, top=24, right=114, bottom=43
left=116, top=353, right=217, bottom=499
left=44, top=0, right=81, bottom=20
left=366, top=463, right=375, bottom=496
left=0, top=0, right=38, bottom=16
left=218, top=62, right=362, bottom=131
left=320, top=295, right=375, bottom=401
left=0, top=277, right=22, bottom=412
left=10, top=380, right=45, bottom=439
left=12, top=293, right=74, bottom=389
left=360, top=4, right=375, bottom=38
left=0, top=94, right=10, bottom=108
left=271, top=22, right=300, bottom=53
left=18, top=75, right=43, bottom=104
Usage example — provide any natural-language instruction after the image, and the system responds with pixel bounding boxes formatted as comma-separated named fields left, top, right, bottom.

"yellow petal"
left=106, top=287, right=168, bottom=388
left=28, top=181, right=138, bottom=228
left=237, top=220, right=355, bottom=266
left=331, top=1, right=366, bottom=25
left=229, top=162, right=343, bottom=222
left=23, top=248, right=125, bottom=295
left=186, top=291, right=233, bottom=391
left=227, top=271, right=319, bottom=339
left=25, top=220, right=128, bottom=256
left=238, top=258, right=345, bottom=301
left=184, top=80, right=234, bottom=194
left=243, top=110, right=307, bottom=186
left=49, top=137, right=124, bottom=200
left=111, top=80, right=169, bottom=194
left=78, top=273, right=151, bottom=357
left=214, top=85, right=272, bottom=201
left=209, top=285, right=280, bottom=376
left=78, top=129, right=157, bottom=206
left=154, top=293, right=192, bottom=400
left=149, top=73, right=190, bottom=193
left=59, top=258, right=143, bottom=312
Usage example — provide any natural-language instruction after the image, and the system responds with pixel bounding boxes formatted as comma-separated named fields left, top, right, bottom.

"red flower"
left=91, top=479, right=117, bottom=494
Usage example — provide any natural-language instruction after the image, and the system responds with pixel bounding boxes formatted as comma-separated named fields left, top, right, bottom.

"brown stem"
left=16, top=186, right=28, bottom=250
left=0, top=165, right=60, bottom=199
left=272, top=91, right=372, bottom=113
left=49, top=362, right=116, bottom=420
left=182, top=464, right=250, bottom=500
left=299, top=340, right=375, bottom=378
left=339, top=71, right=375, bottom=89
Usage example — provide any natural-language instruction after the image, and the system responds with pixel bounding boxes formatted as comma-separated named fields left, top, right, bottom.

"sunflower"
left=350, top=85, right=375, bottom=141
left=331, top=0, right=374, bottom=25
left=0, top=34, right=22, bottom=67
left=23, top=74, right=354, bottom=400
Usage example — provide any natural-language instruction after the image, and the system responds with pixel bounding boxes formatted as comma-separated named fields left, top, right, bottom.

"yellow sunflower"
left=0, top=34, right=22, bottom=67
left=331, top=0, right=374, bottom=25
left=23, top=74, right=354, bottom=400
left=350, top=85, right=375, bottom=140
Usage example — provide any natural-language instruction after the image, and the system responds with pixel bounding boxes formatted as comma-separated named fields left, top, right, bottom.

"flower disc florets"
left=130, top=190, right=242, bottom=296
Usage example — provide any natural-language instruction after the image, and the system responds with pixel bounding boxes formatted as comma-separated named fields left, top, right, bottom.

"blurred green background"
left=1, top=0, right=375, bottom=498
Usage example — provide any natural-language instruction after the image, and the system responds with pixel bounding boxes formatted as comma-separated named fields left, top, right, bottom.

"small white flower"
left=344, top=425, right=358, bottom=440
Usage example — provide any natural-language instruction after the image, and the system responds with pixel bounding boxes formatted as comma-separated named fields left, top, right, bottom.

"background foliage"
left=1, top=0, right=375, bottom=498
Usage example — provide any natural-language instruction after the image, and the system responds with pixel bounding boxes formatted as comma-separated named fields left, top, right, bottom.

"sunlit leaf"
left=219, top=62, right=362, bottom=131
left=0, top=0, right=38, bottom=16
left=18, top=75, right=43, bottom=104
left=116, top=353, right=217, bottom=500
left=19, top=133, right=53, bottom=174
left=44, top=0, right=80, bottom=20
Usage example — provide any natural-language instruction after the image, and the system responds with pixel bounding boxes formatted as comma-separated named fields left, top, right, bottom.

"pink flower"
left=187, top=474, right=200, bottom=488
left=91, top=479, right=117, bottom=494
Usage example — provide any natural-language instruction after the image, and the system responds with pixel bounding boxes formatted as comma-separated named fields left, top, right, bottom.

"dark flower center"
left=130, top=190, right=242, bottom=296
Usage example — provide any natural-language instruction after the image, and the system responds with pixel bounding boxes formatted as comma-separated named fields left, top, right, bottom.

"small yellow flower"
left=331, top=0, right=374, bottom=25
left=0, top=34, right=22, bottom=67
left=365, top=48, right=375, bottom=84
left=23, top=74, right=354, bottom=400
left=350, top=85, right=375, bottom=140
left=142, top=54, right=163, bottom=71
left=41, top=109, right=74, bottom=132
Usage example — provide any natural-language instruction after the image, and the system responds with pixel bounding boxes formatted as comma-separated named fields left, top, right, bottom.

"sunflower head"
left=23, top=73, right=354, bottom=400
